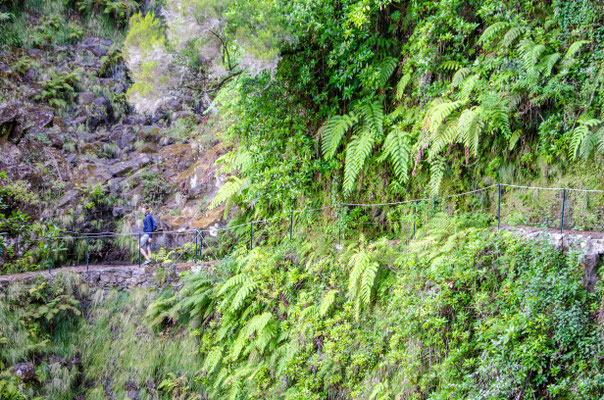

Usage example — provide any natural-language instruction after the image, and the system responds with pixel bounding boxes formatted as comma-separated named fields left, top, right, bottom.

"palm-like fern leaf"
left=396, top=72, right=411, bottom=100
left=428, top=100, right=463, bottom=133
left=377, top=57, right=398, bottom=89
left=502, top=25, right=525, bottom=48
left=320, top=113, right=358, bottom=159
left=209, top=176, right=244, bottom=209
left=564, top=40, right=589, bottom=61
left=478, top=22, right=510, bottom=45
left=319, top=289, right=339, bottom=317
left=382, top=126, right=411, bottom=182
left=428, top=157, right=445, bottom=196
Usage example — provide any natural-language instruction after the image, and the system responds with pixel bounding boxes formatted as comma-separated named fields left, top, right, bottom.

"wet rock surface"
left=0, top=34, right=228, bottom=266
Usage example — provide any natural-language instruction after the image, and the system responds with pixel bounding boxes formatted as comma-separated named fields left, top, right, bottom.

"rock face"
left=0, top=34, right=229, bottom=266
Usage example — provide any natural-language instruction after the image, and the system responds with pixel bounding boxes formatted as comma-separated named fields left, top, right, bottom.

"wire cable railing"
left=15, top=183, right=604, bottom=275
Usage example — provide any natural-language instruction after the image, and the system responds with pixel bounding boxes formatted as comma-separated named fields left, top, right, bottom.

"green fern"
left=456, top=106, right=485, bottom=156
left=343, top=125, right=377, bottom=194
left=502, top=25, right=526, bottom=48
left=377, top=57, right=398, bottom=89
left=564, top=40, right=589, bottom=61
left=320, top=113, right=358, bottom=159
left=428, top=100, right=463, bottom=133
left=347, top=247, right=380, bottom=319
left=209, top=176, right=244, bottom=210
left=440, top=60, right=463, bottom=71
left=381, top=126, right=411, bottom=183
left=569, top=116, right=602, bottom=160
left=319, top=289, right=339, bottom=317
left=452, top=67, right=470, bottom=87
left=428, top=157, right=445, bottom=196
left=478, top=22, right=510, bottom=46
left=395, top=72, right=411, bottom=100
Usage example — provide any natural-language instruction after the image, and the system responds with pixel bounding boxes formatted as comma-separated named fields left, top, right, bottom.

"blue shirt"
left=143, top=214, right=155, bottom=237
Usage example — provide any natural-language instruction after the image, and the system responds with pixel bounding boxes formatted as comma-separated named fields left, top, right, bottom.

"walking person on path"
left=139, top=205, right=157, bottom=265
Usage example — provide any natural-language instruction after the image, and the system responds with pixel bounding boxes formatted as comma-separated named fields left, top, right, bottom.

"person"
left=139, top=205, right=157, bottom=265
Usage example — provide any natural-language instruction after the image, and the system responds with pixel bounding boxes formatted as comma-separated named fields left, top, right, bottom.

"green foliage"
left=144, top=215, right=604, bottom=398
left=34, top=69, right=81, bottom=109
left=140, top=173, right=174, bottom=207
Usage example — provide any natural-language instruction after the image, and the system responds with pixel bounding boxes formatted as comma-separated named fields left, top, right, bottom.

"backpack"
left=151, top=215, right=159, bottom=232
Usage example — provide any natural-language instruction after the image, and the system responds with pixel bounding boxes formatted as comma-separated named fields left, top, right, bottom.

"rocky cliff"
left=1, top=32, right=227, bottom=266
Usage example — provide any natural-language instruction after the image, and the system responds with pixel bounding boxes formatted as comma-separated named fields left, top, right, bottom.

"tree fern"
left=209, top=176, right=244, bottom=209
left=381, top=126, right=411, bottom=183
left=319, top=289, right=339, bottom=317
left=320, top=113, right=357, bottom=159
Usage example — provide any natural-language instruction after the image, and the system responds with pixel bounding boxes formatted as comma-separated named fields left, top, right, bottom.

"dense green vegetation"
left=127, top=0, right=604, bottom=216
left=2, top=216, right=603, bottom=399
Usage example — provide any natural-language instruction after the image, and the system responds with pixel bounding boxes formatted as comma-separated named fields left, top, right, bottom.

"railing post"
left=338, top=205, right=342, bottom=243
left=200, top=230, right=204, bottom=261
left=290, top=210, right=294, bottom=241
left=194, top=230, right=198, bottom=264
left=497, top=183, right=502, bottom=230
left=412, top=201, right=417, bottom=239
left=138, top=232, right=141, bottom=267
left=250, top=222, right=254, bottom=250
left=47, top=236, right=52, bottom=274
left=560, top=188, right=566, bottom=234
left=86, top=237, right=89, bottom=271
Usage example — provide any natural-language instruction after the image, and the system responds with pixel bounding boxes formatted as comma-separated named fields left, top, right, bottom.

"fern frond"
left=440, top=60, right=463, bottom=71
left=428, top=157, right=445, bottom=197
left=377, top=57, right=398, bottom=89
left=343, top=126, right=377, bottom=194
left=540, top=52, right=561, bottom=77
left=396, top=73, right=411, bottom=100
left=564, top=40, right=589, bottom=61
left=502, top=25, right=525, bottom=48
left=570, top=116, right=602, bottom=160
left=319, top=290, right=339, bottom=317
left=458, top=74, right=479, bottom=101
left=360, top=260, right=379, bottom=306
left=209, top=176, right=243, bottom=210
left=229, top=281, right=257, bottom=313
left=456, top=107, right=484, bottom=156
left=428, top=123, right=458, bottom=160
left=452, top=67, right=470, bottom=87
left=429, top=100, right=463, bottom=133
left=382, top=126, right=411, bottom=182
left=478, top=22, right=510, bottom=46
left=360, top=101, right=384, bottom=136
left=320, top=113, right=358, bottom=159
left=202, top=346, right=223, bottom=375
left=217, top=273, right=246, bottom=296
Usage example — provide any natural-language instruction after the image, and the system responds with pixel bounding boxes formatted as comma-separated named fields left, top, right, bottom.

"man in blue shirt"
left=140, top=205, right=156, bottom=265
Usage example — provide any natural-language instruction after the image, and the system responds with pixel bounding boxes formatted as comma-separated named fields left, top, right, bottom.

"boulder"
left=78, top=91, right=95, bottom=105
left=0, top=102, right=53, bottom=144
left=109, top=154, right=151, bottom=177
left=79, top=37, right=111, bottom=57
left=11, top=362, right=36, bottom=382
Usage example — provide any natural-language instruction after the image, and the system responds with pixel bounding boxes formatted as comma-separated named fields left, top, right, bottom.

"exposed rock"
left=11, top=362, right=36, bottom=382
left=79, top=37, right=111, bottom=57
left=0, top=102, right=54, bottom=144
left=78, top=91, right=95, bottom=105
left=109, top=154, right=152, bottom=177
